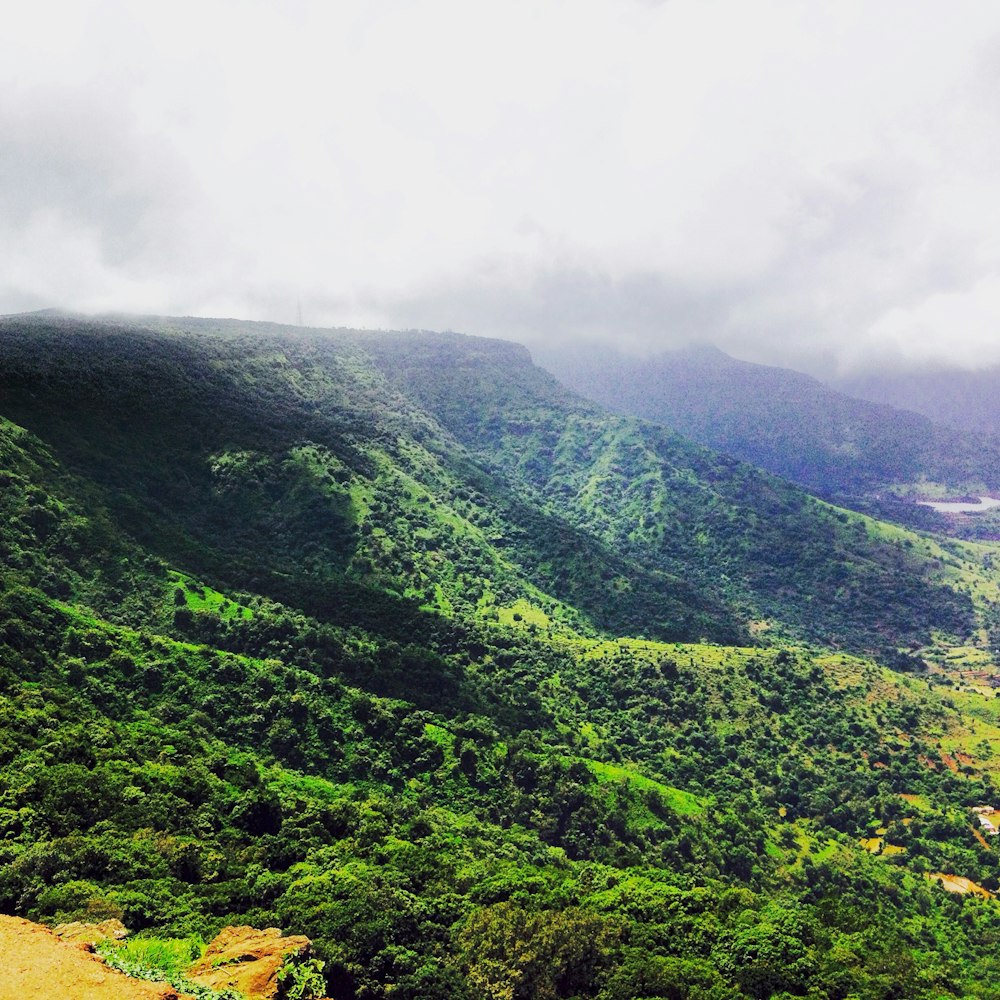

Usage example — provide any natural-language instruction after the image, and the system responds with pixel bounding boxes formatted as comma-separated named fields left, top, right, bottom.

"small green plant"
left=98, top=935, right=203, bottom=977
left=276, top=956, right=327, bottom=1000
left=96, top=937, right=243, bottom=1000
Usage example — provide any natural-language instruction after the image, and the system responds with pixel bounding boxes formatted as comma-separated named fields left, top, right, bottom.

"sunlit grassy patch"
left=496, top=599, right=550, bottom=628
left=96, top=936, right=243, bottom=1000
left=169, top=572, right=253, bottom=621
left=585, top=760, right=705, bottom=817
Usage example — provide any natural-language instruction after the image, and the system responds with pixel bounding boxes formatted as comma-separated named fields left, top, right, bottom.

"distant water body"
left=918, top=496, right=1000, bottom=513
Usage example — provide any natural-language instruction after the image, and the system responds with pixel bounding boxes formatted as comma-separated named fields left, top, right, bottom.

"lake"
left=918, top=496, right=1000, bottom=514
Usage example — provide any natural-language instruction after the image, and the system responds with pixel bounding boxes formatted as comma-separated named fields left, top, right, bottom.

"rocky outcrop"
left=0, top=914, right=326, bottom=1000
left=187, top=925, right=316, bottom=1000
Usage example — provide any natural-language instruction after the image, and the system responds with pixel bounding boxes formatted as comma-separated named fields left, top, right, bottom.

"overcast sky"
left=4, top=0, right=1000, bottom=373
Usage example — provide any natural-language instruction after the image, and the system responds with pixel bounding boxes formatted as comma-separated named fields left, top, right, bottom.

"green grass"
left=99, top=935, right=203, bottom=977
left=496, top=599, right=551, bottom=628
left=96, top=936, right=244, bottom=1000
left=269, top=768, right=357, bottom=804
left=169, top=572, right=253, bottom=621
left=900, top=793, right=934, bottom=812
left=586, top=760, right=705, bottom=817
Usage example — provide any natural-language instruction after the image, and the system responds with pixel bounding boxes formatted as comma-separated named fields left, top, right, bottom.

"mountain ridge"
left=534, top=341, right=1000, bottom=502
left=835, top=362, right=1000, bottom=436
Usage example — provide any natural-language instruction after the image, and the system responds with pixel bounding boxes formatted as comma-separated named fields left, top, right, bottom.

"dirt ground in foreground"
left=0, top=915, right=190, bottom=1000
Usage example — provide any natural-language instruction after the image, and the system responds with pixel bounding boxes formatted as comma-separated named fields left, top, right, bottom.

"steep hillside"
left=0, top=314, right=742, bottom=648
left=536, top=344, right=1000, bottom=502
left=0, top=313, right=983, bottom=653
left=5, top=313, right=1000, bottom=999
left=358, top=330, right=980, bottom=651
left=6, top=565, right=1000, bottom=998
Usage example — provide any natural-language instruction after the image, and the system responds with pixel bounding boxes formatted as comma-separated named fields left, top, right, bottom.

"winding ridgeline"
left=5, top=313, right=1000, bottom=998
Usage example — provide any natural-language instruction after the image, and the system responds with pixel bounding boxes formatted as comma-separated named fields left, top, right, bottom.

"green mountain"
left=5, top=313, right=1000, bottom=999
left=3, top=313, right=984, bottom=652
left=536, top=343, right=1000, bottom=510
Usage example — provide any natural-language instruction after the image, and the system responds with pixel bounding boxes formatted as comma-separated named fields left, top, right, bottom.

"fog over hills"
left=833, top=364, right=1000, bottom=437
left=7, top=3, right=1000, bottom=377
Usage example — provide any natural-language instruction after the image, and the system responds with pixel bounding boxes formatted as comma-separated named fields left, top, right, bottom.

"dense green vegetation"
left=4, top=313, right=1000, bottom=998
left=360, top=331, right=982, bottom=649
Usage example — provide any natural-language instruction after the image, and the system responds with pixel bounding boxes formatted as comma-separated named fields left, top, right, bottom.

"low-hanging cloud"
left=4, top=0, right=1000, bottom=373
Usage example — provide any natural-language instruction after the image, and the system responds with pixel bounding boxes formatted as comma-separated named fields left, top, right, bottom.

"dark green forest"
left=4, top=313, right=1000, bottom=999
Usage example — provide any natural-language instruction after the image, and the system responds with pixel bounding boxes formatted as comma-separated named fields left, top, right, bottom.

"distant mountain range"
left=536, top=343, right=1000, bottom=502
left=834, top=364, right=1000, bottom=436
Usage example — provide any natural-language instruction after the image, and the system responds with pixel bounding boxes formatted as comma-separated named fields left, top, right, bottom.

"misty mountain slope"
left=354, top=331, right=980, bottom=650
left=536, top=344, right=1000, bottom=499
left=836, top=364, right=1000, bottom=436
left=0, top=312, right=981, bottom=655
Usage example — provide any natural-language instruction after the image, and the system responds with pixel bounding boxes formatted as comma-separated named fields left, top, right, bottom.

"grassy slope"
left=0, top=316, right=743, bottom=646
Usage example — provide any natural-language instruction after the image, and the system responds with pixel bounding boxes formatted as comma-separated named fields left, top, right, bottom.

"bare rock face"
left=54, top=918, right=130, bottom=947
left=187, top=925, right=315, bottom=1000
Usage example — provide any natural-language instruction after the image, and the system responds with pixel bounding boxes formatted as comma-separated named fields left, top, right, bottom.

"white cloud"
left=865, top=275, right=1000, bottom=368
left=3, top=0, right=1000, bottom=370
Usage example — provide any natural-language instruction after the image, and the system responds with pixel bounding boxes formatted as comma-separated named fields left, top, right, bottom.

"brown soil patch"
left=188, top=925, right=313, bottom=1000
left=940, top=752, right=959, bottom=773
left=859, top=837, right=906, bottom=856
left=0, top=914, right=190, bottom=1000
left=927, top=873, right=994, bottom=898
